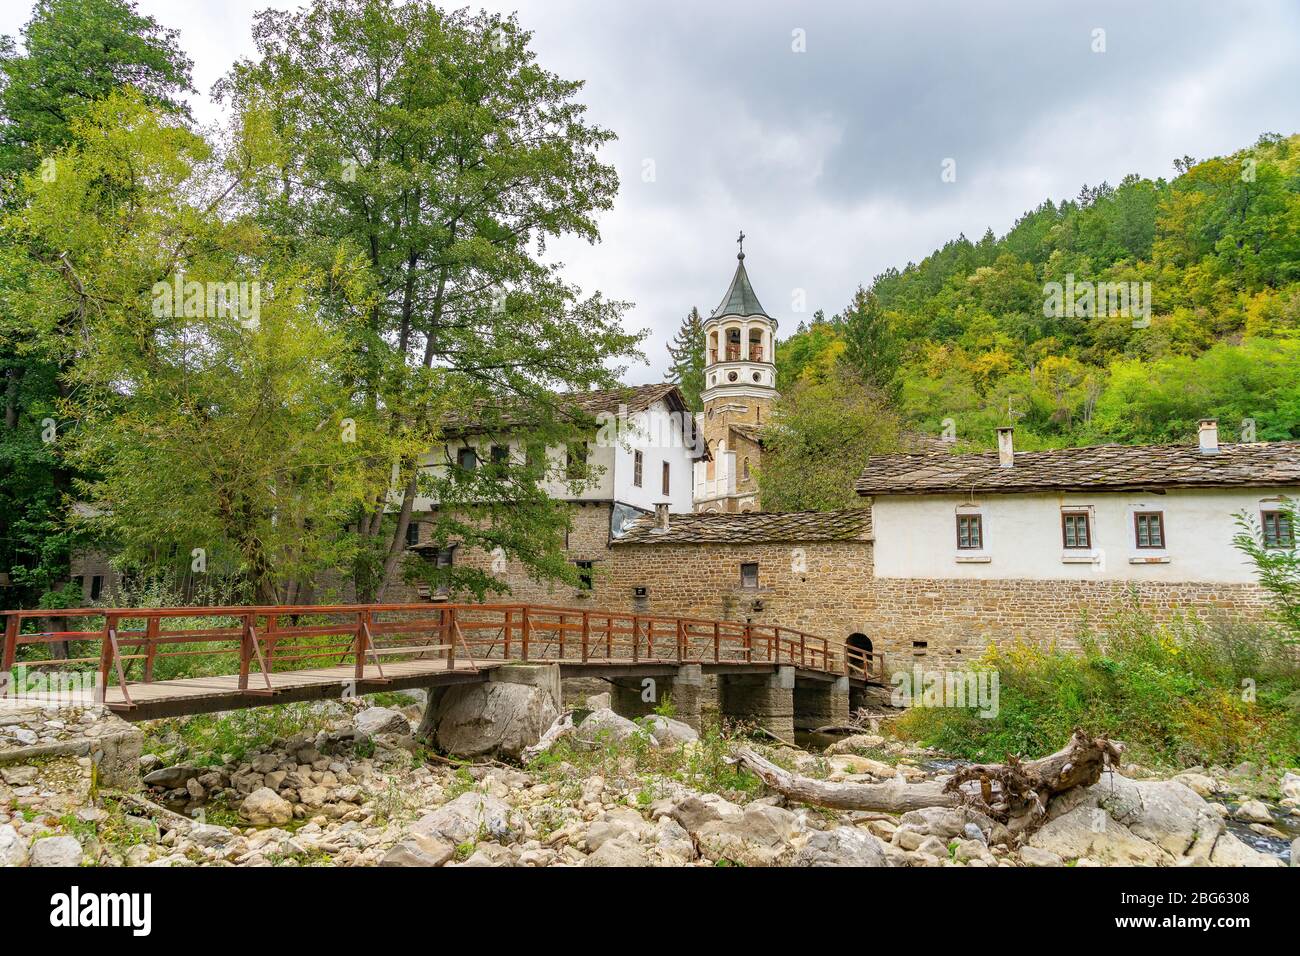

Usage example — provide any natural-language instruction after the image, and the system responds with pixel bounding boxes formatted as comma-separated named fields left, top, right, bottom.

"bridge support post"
left=609, top=677, right=657, bottom=721
left=718, top=665, right=794, bottom=740
left=793, top=675, right=850, bottom=731
left=607, top=664, right=702, bottom=726
left=668, top=664, right=703, bottom=731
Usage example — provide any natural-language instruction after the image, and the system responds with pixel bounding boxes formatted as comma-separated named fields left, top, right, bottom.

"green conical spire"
left=711, top=235, right=770, bottom=318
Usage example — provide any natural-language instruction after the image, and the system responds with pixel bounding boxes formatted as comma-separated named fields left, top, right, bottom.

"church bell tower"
left=694, top=233, right=778, bottom=513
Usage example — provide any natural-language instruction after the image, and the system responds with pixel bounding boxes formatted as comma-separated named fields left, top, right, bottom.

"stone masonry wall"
left=390, top=511, right=1276, bottom=675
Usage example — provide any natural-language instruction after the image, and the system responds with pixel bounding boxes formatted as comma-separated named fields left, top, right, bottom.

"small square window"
left=740, top=562, right=758, bottom=589
left=633, top=449, right=643, bottom=487
left=490, top=445, right=509, bottom=471
left=1062, top=512, right=1091, bottom=549
left=90, top=575, right=104, bottom=602
left=1134, top=512, right=1164, bottom=549
left=405, top=522, right=419, bottom=547
left=1262, top=510, right=1294, bottom=548
left=956, top=514, right=983, bottom=550
left=456, top=447, right=477, bottom=472
left=574, top=560, right=594, bottom=591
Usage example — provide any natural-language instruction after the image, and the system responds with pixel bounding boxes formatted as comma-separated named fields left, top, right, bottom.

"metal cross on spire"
left=736, top=229, right=746, bottom=259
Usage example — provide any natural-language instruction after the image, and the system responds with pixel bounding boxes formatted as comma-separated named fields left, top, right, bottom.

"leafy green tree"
left=666, top=307, right=705, bottom=410
left=6, top=93, right=376, bottom=604
left=0, top=0, right=192, bottom=608
left=0, top=0, right=192, bottom=174
left=221, top=0, right=641, bottom=600
left=758, top=368, right=903, bottom=511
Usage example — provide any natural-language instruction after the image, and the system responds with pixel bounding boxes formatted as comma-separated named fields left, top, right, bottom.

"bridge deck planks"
left=102, top=659, right=480, bottom=709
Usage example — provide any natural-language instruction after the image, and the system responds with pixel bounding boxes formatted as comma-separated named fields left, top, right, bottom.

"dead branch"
left=731, top=728, right=1122, bottom=825
left=730, top=747, right=960, bottom=812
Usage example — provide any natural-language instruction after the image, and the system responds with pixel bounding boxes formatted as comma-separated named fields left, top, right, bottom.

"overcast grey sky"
left=5, top=0, right=1300, bottom=382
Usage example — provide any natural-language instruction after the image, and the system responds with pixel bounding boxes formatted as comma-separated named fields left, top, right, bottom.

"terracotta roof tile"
left=613, top=509, right=872, bottom=545
left=855, top=440, right=1300, bottom=496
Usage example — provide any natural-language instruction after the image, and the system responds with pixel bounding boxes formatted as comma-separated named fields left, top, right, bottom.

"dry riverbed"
left=1, top=695, right=1296, bottom=868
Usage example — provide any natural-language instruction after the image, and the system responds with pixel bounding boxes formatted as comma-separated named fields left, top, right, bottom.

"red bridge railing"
left=1, top=602, right=884, bottom=706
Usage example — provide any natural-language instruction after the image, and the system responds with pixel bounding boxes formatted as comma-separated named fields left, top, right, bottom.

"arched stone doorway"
left=847, top=632, right=873, bottom=676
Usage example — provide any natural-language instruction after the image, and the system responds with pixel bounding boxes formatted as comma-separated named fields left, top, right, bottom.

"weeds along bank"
left=895, top=607, right=1300, bottom=770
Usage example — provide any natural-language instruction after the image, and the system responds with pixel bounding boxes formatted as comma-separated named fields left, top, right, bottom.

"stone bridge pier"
left=793, top=675, right=850, bottom=731
left=716, top=666, right=796, bottom=739
left=607, top=664, right=705, bottom=730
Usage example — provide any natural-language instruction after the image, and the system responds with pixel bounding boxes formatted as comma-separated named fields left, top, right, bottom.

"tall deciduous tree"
left=6, top=93, right=376, bottom=604
left=220, top=0, right=641, bottom=601
left=758, top=367, right=903, bottom=512
left=0, top=0, right=192, bottom=608
left=666, top=307, right=705, bottom=411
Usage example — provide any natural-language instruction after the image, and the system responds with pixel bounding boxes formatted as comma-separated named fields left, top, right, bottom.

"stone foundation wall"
left=392, top=512, right=1276, bottom=676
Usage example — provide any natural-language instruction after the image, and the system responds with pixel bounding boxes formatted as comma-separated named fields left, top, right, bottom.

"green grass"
left=142, top=701, right=339, bottom=767
left=895, top=606, right=1300, bottom=770
left=525, top=715, right=762, bottom=801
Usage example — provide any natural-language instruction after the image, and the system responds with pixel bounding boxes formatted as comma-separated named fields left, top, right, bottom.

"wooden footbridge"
left=1, top=603, right=884, bottom=720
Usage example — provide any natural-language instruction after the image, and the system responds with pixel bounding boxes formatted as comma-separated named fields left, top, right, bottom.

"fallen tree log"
left=731, top=729, right=1122, bottom=827
left=730, top=748, right=960, bottom=812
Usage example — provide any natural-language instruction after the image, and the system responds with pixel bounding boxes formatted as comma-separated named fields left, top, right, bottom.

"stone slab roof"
left=854, top=441, right=1300, bottom=496
left=613, top=509, right=872, bottom=545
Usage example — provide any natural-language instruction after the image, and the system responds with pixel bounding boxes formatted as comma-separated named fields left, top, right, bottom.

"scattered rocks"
left=410, top=792, right=516, bottom=845
left=791, top=826, right=887, bottom=867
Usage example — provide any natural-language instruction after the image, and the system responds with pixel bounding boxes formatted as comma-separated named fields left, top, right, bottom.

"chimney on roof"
left=1198, top=418, right=1219, bottom=455
left=654, top=502, right=670, bottom=531
left=996, top=426, right=1015, bottom=468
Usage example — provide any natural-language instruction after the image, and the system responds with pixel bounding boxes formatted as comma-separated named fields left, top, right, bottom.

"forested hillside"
left=777, top=134, right=1300, bottom=451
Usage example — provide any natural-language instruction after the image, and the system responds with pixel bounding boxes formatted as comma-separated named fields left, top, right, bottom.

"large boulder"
left=1030, top=771, right=1283, bottom=867
left=432, top=683, right=558, bottom=759
left=240, top=787, right=294, bottom=826
left=583, top=833, right=650, bottom=867
left=571, top=708, right=648, bottom=750
left=0, top=824, right=29, bottom=867
left=411, top=792, right=516, bottom=845
left=381, top=833, right=455, bottom=867
left=825, top=734, right=886, bottom=755
left=791, top=827, right=888, bottom=867
left=29, top=835, right=83, bottom=867
left=643, top=715, right=699, bottom=748
left=664, top=792, right=744, bottom=832
left=695, top=802, right=802, bottom=867
left=896, top=805, right=1004, bottom=845
left=354, top=707, right=411, bottom=738
left=142, top=765, right=199, bottom=789
left=1281, top=771, right=1300, bottom=802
